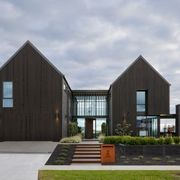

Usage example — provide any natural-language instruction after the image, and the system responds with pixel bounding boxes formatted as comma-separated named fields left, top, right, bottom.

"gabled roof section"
left=110, top=55, right=171, bottom=86
left=0, top=40, right=72, bottom=91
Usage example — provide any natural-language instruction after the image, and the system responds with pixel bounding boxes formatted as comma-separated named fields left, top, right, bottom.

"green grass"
left=38, top=170, right=180, bottom=180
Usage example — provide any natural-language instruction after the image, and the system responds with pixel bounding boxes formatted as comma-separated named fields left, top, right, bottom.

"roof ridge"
left=110, top=55, right=170, bottom=86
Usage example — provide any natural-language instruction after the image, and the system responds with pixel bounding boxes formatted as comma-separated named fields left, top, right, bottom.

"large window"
left=136, top=116, right=158, bottom=137
left=73, top=96, right=107, bottom=116
left=160, top=118, right=176, bottom=133
left=3, top=81, right=13, bottom=108
left=136, top=91, right=146, bottom=113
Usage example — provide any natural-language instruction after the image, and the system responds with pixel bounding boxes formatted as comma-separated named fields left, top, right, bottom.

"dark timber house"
left=0, top=41, right=179, bottom=141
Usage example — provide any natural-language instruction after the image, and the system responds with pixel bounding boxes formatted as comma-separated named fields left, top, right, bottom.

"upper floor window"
left=3, top=81, right=13, bottom=108
left=136, top=91, right=146, bottom=113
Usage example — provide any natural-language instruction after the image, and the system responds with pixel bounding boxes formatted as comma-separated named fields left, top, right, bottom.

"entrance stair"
left=71, top=144, right=101, bottom=163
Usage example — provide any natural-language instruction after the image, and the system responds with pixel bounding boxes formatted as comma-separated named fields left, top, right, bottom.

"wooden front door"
left=85, top=119, right=93, bottom=139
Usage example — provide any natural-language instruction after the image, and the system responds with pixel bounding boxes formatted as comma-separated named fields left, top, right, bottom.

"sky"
left=0, top=0, right=180, bottom=113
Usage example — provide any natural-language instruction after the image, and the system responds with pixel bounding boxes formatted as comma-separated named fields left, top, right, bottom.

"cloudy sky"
left=0, top=0, right=180, bottom=113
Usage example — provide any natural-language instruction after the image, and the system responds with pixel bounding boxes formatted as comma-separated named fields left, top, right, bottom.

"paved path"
left=41, top=165, right=180, bottom=171
left=0, top=153, right=50, bottom=180
left=0, top=141, right=57, bottom=153
left=0, top=141, right=57, bottom=180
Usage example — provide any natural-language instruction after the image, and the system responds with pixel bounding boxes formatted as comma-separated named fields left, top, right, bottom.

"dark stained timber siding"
left=110, top=57, right=170, bottom=135
left=0, top=42, right=63, bottom=141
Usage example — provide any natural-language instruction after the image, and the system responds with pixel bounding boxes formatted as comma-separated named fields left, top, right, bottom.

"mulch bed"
left=115, top=155, right=180, bottom=165
left=45, top=144, right=76, bottom=165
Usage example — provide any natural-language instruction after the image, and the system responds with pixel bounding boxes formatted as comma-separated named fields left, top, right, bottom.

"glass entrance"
left=77, top=118, right=106, bottom=138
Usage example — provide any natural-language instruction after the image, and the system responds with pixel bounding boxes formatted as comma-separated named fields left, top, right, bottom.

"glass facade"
left=160, top=118, right=176, bottom=133
left=136, top=90, right=158, bottom=137
left=136, top=116, right=158, bottom=137
left=77, top=118, right=106, bottom=138
left=73, top=96, right=107, bottom=116
left=3, top=81, right=13, bottom=108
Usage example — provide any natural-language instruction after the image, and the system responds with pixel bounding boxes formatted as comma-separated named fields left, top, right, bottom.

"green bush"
left=164, top=137, right=173, bottom=145
left=102, top=136, right=178, bottom=145
left=156, top=137, right=164, bottom=145
left=68, top=122, right=79, bottom=136
left=60, top=134, right=82, bottom=143
left=98, top=133, right=105, bottom=143
left=101, top=123, right=107, bottom=135
left=173, top=136, right=180, bottom=144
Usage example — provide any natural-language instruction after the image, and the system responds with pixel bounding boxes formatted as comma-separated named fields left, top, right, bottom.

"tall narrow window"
left=136, top=91, right=146, bottom=113
left=3, top=81, right=13, bottom=108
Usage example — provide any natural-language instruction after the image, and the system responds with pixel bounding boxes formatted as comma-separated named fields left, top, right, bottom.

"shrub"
left=164, top=137, right=173, bottom=145
left=103, top=136, right=174, bottom=145
left=101, top=123, right=107, bottom=135
left=173, top=136, right=180, bottom=144
left=68, top=122, right=79, bottom=136
left=157, top=137, right=164, bottom=145
left=145, top=137, right=157, bottom=145
left=60, top=134, right=82, bottom=143
left=115, top=119, right=132, bottom=136
left=98, top=133, right=105, bottom=143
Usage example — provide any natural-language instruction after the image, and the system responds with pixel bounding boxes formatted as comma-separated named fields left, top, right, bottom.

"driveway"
left=0, top=142, right=57, bottom=180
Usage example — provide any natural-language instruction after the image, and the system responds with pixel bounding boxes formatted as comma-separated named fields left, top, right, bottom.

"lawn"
left=38, top=170, right=180, bottom=180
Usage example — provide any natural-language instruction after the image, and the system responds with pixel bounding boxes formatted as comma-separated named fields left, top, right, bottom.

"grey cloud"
left=0, top=0, right=180, bottom=113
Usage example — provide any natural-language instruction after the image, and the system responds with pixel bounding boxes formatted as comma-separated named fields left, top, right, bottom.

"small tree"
left=101, top=122, right=107, bottom=135
left=68, top=122, right=78, bottom=137
left=115, top=117, right=132, bottom=136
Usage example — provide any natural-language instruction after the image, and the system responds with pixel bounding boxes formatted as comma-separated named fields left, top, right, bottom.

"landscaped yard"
left=38, top=170, right=180, bottom=180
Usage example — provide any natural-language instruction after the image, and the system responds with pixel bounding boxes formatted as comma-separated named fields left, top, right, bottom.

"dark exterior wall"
left=0, top=43, right=63, bottom=141
left=176, top=104, right=180, bottom=136
left=62, top=79, right=72, bottom=137
left=110, top=57, right=170, bottom=135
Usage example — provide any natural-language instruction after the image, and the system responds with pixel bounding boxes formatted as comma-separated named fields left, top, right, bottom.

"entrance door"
left=85, top=118, right=94, bottom=139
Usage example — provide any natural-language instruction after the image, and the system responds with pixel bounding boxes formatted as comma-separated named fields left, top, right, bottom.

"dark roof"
left=0, top=40, right=72, bottom=91
left=110, top=55, right=171, bottom=86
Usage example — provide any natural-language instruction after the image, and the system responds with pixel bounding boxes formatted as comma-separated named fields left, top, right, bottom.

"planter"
left=101, top=144, right=115, bottom=164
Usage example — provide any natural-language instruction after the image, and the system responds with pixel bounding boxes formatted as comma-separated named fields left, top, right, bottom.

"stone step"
left=72, top=158, right=101, bottom=163
left=73, top=154, right=101, bottom=158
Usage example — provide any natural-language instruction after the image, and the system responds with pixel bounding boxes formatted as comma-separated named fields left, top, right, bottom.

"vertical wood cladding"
left=110, top=57, right=170, bottom=135
left=0, top=42, right=64, bottom=141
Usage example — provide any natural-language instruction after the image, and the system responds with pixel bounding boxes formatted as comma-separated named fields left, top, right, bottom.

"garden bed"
left=45, top=144, right=75, bottom=165
left=115, top=144, right=180, bottom=165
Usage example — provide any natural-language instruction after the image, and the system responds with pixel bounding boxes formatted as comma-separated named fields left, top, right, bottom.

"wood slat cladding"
left=110, top=56, right=170, bottom=135
left=0, top=42, right=65, bottom=141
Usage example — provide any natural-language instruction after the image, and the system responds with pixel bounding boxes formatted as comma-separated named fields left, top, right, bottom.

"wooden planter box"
left=101, top=144, right=115, bottom=164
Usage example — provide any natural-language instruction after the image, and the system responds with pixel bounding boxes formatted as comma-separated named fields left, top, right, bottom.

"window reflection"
left=136, top=91, right=146, bottom=113
left=136, top=116, right=158, bottom=137
left=3, top=81, right=13, bottom=108
left=73, top=96, right=107, bottom=116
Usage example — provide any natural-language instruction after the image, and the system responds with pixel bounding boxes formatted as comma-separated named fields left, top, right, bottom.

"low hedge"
left=60, top=134, right=82, bottom=143
left=103, top=136, right=180, bottom=145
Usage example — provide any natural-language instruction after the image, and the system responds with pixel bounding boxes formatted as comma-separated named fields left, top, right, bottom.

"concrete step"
left=76, top=146, right=100, bottom=148
left=72, top=158, right=101, bottom=163
left=74, top=151, right=101, bottom=155
left=75, top=148, right=100, bottom=151
left=73, top=154, right=101, bottom=158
